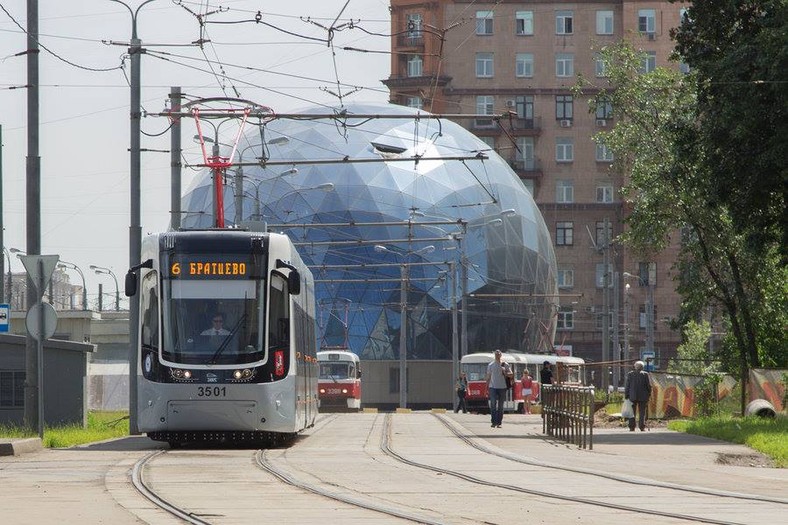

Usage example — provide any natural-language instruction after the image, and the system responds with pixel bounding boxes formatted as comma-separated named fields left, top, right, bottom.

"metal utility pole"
left=170, top=87, right=182, bottom=230
left=646, top=262, right=656, bottom=364
left=601, top=218, right=610, bottom=391
left=0, top=124, right=4, bottom=304
left=113, top=0, right=156, bottom=435
left=24, top=0, right=42, bottom=434
left=450, top=261, right=458, bottom=412
left=398, top=263, right=408, bottom=408
left=612, top=271, right=620, bottom=387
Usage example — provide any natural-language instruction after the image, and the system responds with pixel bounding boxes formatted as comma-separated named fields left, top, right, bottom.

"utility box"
left=0, top=333, right=95, bottom=427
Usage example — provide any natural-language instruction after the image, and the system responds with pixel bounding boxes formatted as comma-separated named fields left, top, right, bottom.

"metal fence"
left=542, top=384, right=595, bottom=449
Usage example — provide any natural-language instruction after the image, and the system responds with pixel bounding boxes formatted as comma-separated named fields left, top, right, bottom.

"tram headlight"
left=233, top=370, right=243, bottom=380
left=169, top=368, right=193, bottom=381
left=341, top=388, right=348, bottom=394
left=183, top=370, right=192, bottom=379
left=232, top=369, right=254, bottom=381
left=319, top=388, right=326, bottom=394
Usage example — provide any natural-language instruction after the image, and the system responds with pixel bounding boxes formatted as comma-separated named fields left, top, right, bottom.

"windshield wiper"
left=209, top=313, right=247, bottom=364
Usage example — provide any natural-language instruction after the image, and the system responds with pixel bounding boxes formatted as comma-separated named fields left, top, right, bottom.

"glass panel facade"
left=181, top=103, right=558, bottom=359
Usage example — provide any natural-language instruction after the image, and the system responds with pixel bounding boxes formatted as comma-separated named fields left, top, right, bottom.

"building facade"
left=386, top=0, right=684, bottom=380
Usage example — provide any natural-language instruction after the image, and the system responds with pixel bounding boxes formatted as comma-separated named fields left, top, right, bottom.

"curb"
left=0, top=437, right=43, bottom=456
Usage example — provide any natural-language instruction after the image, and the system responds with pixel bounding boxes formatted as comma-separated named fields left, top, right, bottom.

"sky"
left=0, top=0, right=392, bottom=307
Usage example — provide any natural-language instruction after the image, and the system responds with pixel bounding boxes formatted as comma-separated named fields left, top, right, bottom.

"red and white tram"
left=317, top=350, right=362, bottom=411
left=460, top=352, right=585, bottom=413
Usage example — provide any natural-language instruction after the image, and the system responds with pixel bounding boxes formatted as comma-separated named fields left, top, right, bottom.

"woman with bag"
left=455, top=373, right=468, bottom=413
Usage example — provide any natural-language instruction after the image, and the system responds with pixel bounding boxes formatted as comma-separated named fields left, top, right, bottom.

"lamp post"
left=57, top=261, right=87, bottom=311
left=375, top=244, right=435, bottom=408
left=2, top=246, right=11, bottom=304
left=90, top=265, right=119, bottom=311
left=111, top=0, right=157, bottom=438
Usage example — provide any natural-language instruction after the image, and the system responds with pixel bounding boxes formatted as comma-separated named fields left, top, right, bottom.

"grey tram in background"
left=126, top=230, right=318, bottom=446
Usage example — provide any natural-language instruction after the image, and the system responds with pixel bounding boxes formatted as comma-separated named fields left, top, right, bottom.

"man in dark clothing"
left=624, top=360, right=652, bottom=431
left=539, top=361, right=553, bottom=385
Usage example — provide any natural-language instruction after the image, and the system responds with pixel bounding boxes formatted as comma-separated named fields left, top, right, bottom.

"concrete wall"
left=0, top=333, right=95, bottom=427
left=361, top=360, right=455, bottom=410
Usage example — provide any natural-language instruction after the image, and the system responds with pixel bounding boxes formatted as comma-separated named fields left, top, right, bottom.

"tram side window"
left=140, top=273, right=159, bottom=350
left=268, top=273, right=290, bottom=348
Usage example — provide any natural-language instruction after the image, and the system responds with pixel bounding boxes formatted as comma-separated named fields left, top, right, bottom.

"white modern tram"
left=126, top=230, right=318, bottom=446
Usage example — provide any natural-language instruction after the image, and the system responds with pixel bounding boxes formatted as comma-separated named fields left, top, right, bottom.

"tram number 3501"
left=197, top=386, right=227, bottom=397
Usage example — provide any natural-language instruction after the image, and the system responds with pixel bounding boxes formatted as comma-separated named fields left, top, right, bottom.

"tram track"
left=132, top=450, right=213, bottom=525
left=434, top=413, right=788, bottom=506
left=379, top=413, right=769, bottom=525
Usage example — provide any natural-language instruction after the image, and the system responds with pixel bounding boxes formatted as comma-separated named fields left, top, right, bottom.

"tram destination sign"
left=167, top=254, right=253, bottom=279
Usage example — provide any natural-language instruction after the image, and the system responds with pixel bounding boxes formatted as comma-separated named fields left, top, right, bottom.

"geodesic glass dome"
left=181, top=103, right=557, bottom=360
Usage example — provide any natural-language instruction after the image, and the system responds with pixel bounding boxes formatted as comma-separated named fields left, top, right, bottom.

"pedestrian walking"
left=624, top=360, right=652, bottom=431
left=455, top=373, right=468, bottom=413
left=485, top=350, right=512, bottom=428
left=520, top=370, right=534, bottom=414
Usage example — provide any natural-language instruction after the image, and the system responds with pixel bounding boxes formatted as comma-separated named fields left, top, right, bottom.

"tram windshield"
left=162, top=279, right=264, bottom=365
left=462, top=363, right=488, bottom=381
left=319, top=362, right=354, bottom=380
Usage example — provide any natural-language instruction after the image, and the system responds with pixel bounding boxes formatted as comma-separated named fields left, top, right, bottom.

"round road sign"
left=25, top=302, right=58, bottom=341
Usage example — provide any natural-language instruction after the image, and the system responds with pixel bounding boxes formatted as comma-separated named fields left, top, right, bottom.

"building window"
left=596, top=10, right=614, bottom=35
left=478, top=135, right=495, bottom=151
left=557, top=307, right=574, bottom=330
left=475, top=95, right=494, bottom=127
left=556, top=138, right=574, bottom=162
left=476, top=11, right=493, bottom=35
left=556, top=179, right=574, bottom=203
left=406, top=96, right=423, bottom=110
left=639, top=305, right=658, bottom=329
left=638, top=261, right=657, bottom=286
left=515, top=53, right=534, bottom=78
left=515, top=11, right=534, bottom=35
left=556, top=53, right=574, bottom=77
left=515, top=136, right=535, bottom=170
left=596, top=185, right=614, bottom=203
left=595, top=53, right=607, bottom=77
left=638, top=9, right=656, bottom=34
left=555, top=95, right=573, bottom=120
left=596, top=263, right=614, bottom=288
left=555, top=10, right=573, bottom=35
left=0, top=371, right=25, bottom=408
left=407, top=55, right=423, bottom=77
left=515, top=95, right=534, bottom=121
left=406, top=13, right=423, bottom=38
left=641, top=51, right=657, bottom=73
left=557, top=269, right=574, bottom=288
left=596, top=143, right=614, bottom=162
left=596, top=99, right=613, bottom=119
left=596, top=221, right=613, bottom=247
left=556, top=222, right=574, bottom=246
left=476, top=52, right=494, bottom=77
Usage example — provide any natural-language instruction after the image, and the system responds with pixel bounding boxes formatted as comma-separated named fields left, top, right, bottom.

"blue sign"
left=0, top=303, right=9, bottom=333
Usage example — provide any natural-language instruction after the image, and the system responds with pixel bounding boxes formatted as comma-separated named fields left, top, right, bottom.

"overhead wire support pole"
left=111, top=0, right=158, bottom=435
left=169, top=87, right=182, bottom=230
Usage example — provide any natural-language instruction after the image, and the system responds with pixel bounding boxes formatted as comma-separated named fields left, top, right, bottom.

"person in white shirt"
left=485, top=349, right=512, bottom=428
left=201, top=313, right=231, bottom=336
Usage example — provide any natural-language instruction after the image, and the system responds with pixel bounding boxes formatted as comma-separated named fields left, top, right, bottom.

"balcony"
left=504, top=115, right=542, bottom=134
left=382, top=74, right=451, bottom=90
left=510, top=158, right=543, bottom=178
left=396, top=35, right=425, bottom=49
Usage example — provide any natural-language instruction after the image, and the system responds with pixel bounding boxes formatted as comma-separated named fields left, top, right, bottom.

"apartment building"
left=385, top=1, right=685, bottom=375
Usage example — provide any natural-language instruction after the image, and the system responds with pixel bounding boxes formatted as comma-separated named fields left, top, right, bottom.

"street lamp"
left=374, top=244, right=435, bottom=408
left=2, top=247, right=12, bottom=304
left=57, top=261, right=87, bottom=311
left=270, top=183, right=334, bottom=222
left=90, top=265, right=119, bottom=311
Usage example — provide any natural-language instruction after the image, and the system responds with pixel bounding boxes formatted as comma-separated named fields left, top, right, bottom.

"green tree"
left=668, top=320, right=714, bottom=376
left=577, top=39, right=786, bottom=414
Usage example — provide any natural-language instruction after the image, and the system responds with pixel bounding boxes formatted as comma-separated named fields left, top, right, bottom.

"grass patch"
left=668, top=415, right=788, bottom=467
left=0, top=411, right=129, bottom=448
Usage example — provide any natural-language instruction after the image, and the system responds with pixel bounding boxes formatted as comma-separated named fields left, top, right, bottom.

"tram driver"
left=201, top=312, right=231, bottom=337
